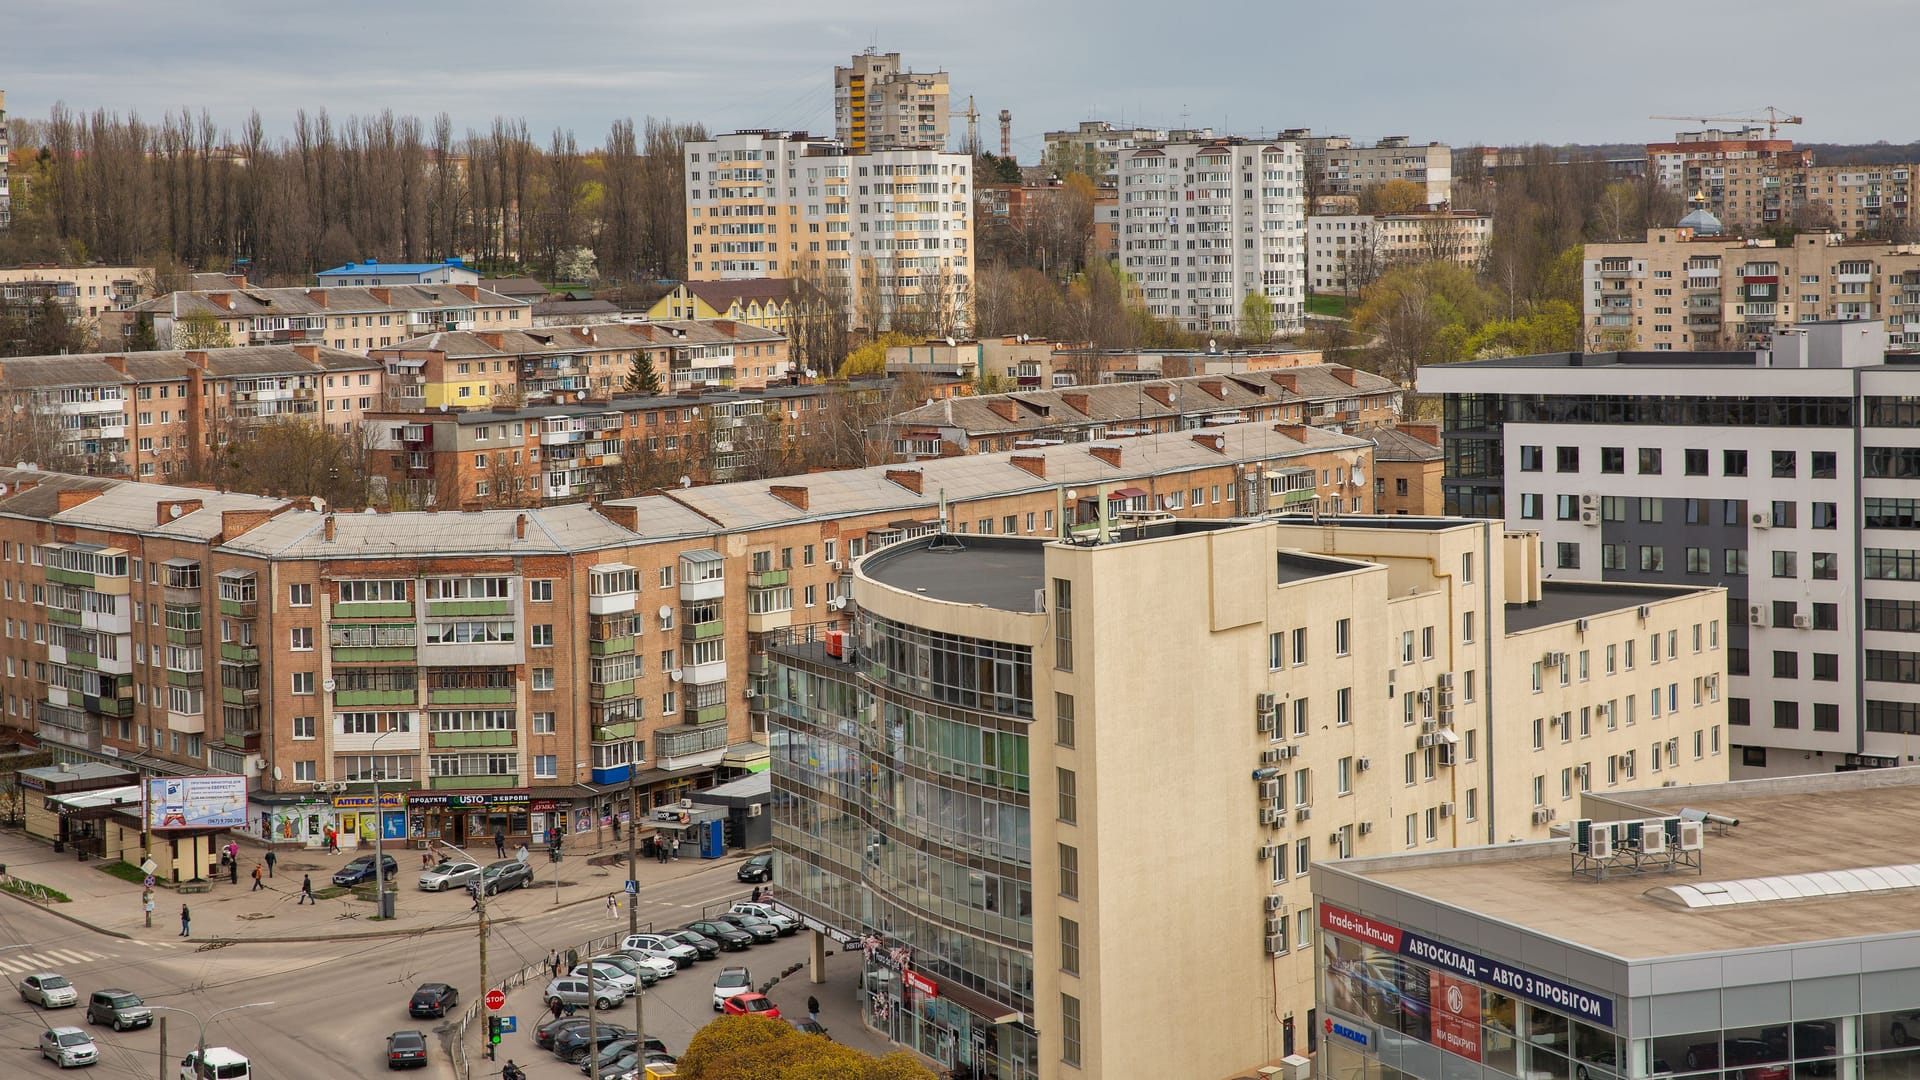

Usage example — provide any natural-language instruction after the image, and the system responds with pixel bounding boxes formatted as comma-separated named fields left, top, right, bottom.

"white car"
left=569, top=962, right=638, bottom=995
left=40, top=1026, right=98, bottom=1068
left=728, top=901, right=798, bottom=935
left=416, top=860, right=482, bottom=892
left=20, top=972, right=79, bottom=1008
left=711, top=966, right=752, bottom=1011
left=621, top=933, right=698, bottom=968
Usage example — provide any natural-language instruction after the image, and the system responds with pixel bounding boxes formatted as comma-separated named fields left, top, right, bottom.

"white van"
left=181, top=1047, right=251, bottom=1080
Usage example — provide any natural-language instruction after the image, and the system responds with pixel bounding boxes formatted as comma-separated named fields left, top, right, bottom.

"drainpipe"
left=1483, top=521, right=1497, bottom=844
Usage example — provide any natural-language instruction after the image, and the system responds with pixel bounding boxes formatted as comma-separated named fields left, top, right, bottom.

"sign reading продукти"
left=1319, top=903, right=1615, bottom=1028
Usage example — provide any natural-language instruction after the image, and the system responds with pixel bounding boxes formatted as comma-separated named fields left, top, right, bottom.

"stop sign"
left=484, top=989, right=506, bottom=1011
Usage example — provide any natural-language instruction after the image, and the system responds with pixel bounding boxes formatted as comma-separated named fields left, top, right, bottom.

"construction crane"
left=1650, top=106, right=1804, bottom=139
left=962, top=95, right=980, bottom=155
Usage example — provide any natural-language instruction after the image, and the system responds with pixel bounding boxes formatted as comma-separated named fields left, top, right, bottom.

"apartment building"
left=644, top=279, right=822, bottom=340
left=1583, top=227, right=1920, bottom=352
left=1420, top=319, right=1920, bottom=779
left=1308, top=209, right=1492, bottom=294
left=766, top=516, right=1723, bottom=1080
left=1040, top=121, right=1208, bottom=186
left=1118, top=137, right=1307, bottom=334
left=0, top=266, right=146, bottom=318
left=882, top=365, right=1399, bottom=458
left=833, top=49, right=950, bottom=153
left=0, top=345, right=381, bottom=479
left=1282, top=130, right=1455, bottom=206
left=132, top=283, right=529, bottom=352
left=0, top=90, right=9, bottom=230
left=1368, top=423, right=1444, bottom=515
left=685, top=130, right=974, bottom=332
left=315, top=259, right=481, bottom=287
left=369, top=319, right=790, bottom=411
left=1647, top=127, right=1795, bottom=230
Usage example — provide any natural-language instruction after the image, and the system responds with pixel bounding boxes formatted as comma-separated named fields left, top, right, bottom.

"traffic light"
left=488, top=1016, right=501, bottom=1045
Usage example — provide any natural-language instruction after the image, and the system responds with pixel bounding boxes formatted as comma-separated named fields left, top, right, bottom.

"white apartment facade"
left=1421, top=321, right=1920, bottom=780
left=1309, top=210, right=1492, bottom=294
left=1118, top=138, right=1306, bottom=335
left=684, top=130, right=974, bottom=332
left=0, top=89, right=10, bottom=230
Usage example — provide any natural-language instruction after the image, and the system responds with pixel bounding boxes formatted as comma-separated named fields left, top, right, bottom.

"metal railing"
left=451, top=928, right=633, bottom=1080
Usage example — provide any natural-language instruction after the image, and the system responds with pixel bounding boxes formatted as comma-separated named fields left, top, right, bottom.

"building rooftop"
left=217, top=503, right=647, bottom=559
left=379, top=319, right=782, bottom=358
left=1504, top=581, right=1707, bottom=634
left=1342, top=770, right=1920, bottom=960
left=861, top=535, right=1047, bottom=611
left=1367, top=426, right=1443, bottom=462
left=132, top=283, right=524, bottom=319
left=317, top=260, right=470, bottom=277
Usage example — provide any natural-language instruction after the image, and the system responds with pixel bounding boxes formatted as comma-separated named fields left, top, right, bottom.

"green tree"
left=172, top=309, right=230, bottom=350
left=124, top=318, right=160, bottom=352
left=678, top=1016, right=939, bottom=1080
left=840, top=332, right=914, bottom=379
left=1241, top=290, right=1275, bottom=341
left=1353, top=261, right=1496, bottom=381
left=625, top=352, right=662, bottom=395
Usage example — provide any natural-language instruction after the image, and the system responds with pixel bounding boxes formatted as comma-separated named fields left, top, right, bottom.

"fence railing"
left=449, top=929, right=632, bottom=1080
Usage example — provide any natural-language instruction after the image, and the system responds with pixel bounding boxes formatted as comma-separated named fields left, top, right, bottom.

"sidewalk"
left=0, top=826, right=740, bottom=944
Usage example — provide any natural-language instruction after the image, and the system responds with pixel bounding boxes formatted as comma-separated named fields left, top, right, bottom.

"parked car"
left=728, top=901, right=797, bottom=935
left=1762, top=1022, right=1837, bottom=1076
left=333, top=853, right=400, bottom=887
left=601, top=949, right=675, bottom=981
left=480, top=859, right=533, bottom=895
left=180, top=1046, right=250, bottom=1080
left=1576, top=1050, right=1669, bottom=1080
left=545, top=976, right=625, bottom=1011
left=86, top=988, right=153, bottom=1031
left=385, top=1030, right=429, bottom=1070
left=20, top=972, right=79, bottom=1008
left=534, top=1016, right=592, bottom=1051
left=586, top=953, right=661, bottom=987
left=621, top=933, right=699, bottom=967
left=1683, top=1038, right=1789, bottom=1080
left=722, top=993, right=781, bottom=1018
left=737, top=853, right=773, bottom=883
left=666, top=929, right=721, bottom=959
left=416, top=861, right=481, bottom=892
left=553, top=1024, right=632, bottom=1064
left=715, top=912, right=779, bottom=943
left=711, top=967, right=752, bottom=1011
left=580, top=1035, right=669, bottom=1074
left=791, top=1018, right=831, bottom=1039
left=687, top=919, right=754, bottom=951
left=40, top=1027, right=99, bottom=1068
left=407, top=983, right=459, bottom=1019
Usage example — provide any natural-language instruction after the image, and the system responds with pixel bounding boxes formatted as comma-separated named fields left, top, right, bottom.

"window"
left=1336, top=687, right=1351, bottom=727
left=289, top=583, right=313, bottom=606
left=1815, top=703, right=1840, bottom=732
left=1812, top=502, right=1837, bottom=529
left=1812, top=552, right=1838, bottom=580
left=1812, top=451, right=1837, bottom=479
left=1640, top=546, right=1665, bottom=572
left=1772, top=551, right=1797, bottom=578
left=531, top=667, right=554, bottom=691
left=534, top=755, right=557, bottom=779
left=1420, top=627, right=1434, bottom=659
left=530, top=624, right=553, bottom=647
left=529, top=579, right=554, bottom=602
left=1337, top=757, right=1352, bottom=795
left=292, top=715, right=315, bottom=740
left=1724, top=449, right=1747, bottom=476
left=533, top=711, right=556, bottom=734
left=1053, top=579, right=1073, bottom=671
left=1686, top=546, right=1712, bottom=574
left=1774, top=700, right=1800, bottom=729
left=1335, top=618, right=1350, bottom=656
left=1462, top=611, right=1474, bottom=644
left=1772, top=500, right=1797, bottom=528
left=1056, top=768, right=1077, bottom=824
left=1557, top=542, right=1580, bottom=570
left=1058, top=843, right=1079, bottom=898
left=1557, top=495, right=1579, bottom=521
left=1638, top=447, right=1662, bottom=475
left=289, top=627, right=313, bottom=651
left=1772, top=450, right=1797, bottom=478
left=1602, top=543, right=1626, bottom=570
left=1599, top=446, right=1623, bottom=473
left=291, top=672, right=314, bottom=695
left=1269, top=632, right=1285, bottom=671
left=1060, top=918, right=1080, bottom=976
left=1773, top=651, right=1799, bottom=679
left=1292, top=697, right=1310, bottom=737
left=1519, top=493, right=1543, bottom=520
left=1556, top=446, right=1580, bottom=472
left=1639, top=498, right=1663, bottom=524
left=1813, top=653, right=1838, bottom=681
left=1684, top=448, right=1708, bottom=475
left=294, top=761, right=316, bottom=782
left=1055, top=693, right=1075, bottom=747
left=1060, top=994, right=1082, bottom=1068
left=1519, top=445, right=1544, bottom=472
left=1724, top=548, right=1749, bottom=575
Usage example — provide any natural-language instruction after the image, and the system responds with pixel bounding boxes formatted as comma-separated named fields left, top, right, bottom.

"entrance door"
left=450, top=813, right=466, bottom=846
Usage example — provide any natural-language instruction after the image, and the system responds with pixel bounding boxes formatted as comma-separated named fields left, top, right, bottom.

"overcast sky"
left=8, top=1, right=1919, bottom=153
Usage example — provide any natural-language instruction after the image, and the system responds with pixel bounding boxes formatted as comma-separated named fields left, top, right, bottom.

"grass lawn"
left=1306, top=294, right=1357, bottom=318
left=99, top=861, right=148, bottom=885
left=0, top=877, right=71, bottom=903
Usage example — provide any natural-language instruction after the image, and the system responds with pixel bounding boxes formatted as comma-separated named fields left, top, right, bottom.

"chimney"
left=1400, top=421, right=1442, bottom=447
left=477, top=332, right=504, bottom=350
left=55, top=489, right=104, bottom=512
left=207, top=292, right=231, bottom=310
left=514, top=513, right=528, bottom=540
left=1089, top=443, right=1123, bottom=468
left=594, top=502, right=641, bottom=531
left=291, top=344, right=319, bottom=363
left=101, top=355, right=127, bottom=374
left=1010, top=454, right=1047, bottom=478
left=219, top=509, right=273, bottom=541
left=1273, top=423, right=1311, bottom=443
left=322, top=514, right=337, bottom=542
left=225, top=273, right=249, bottom=289
left=368, top=287, right=391, bottom=305
left=156, top=499, right=203, bottom=526
left=769, top=484, right=810, bottom=511
left=453, top=284, right=480, bottom=302
left=1330, top=366, right=1358, bottom=386
left=884, top=468, right=924, bottom=494
left=184, top=350, right=209, bottom=370
left=310, top=291, right=329, bottom=308
left=1268, top=373, right=1298, bottom=393
left=1061, top=391, right=1090, bottom=415
left=1196, top=378, right=1226, bottom=399
left=1144, top=384, right=1173, bottom=407
left=987, top=399, right=1018, bottom=422
left=1192, top=432, right=1227, bottom=454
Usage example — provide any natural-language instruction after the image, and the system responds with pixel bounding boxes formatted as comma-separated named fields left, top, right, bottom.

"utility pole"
left=439, top=839, right=492, bottom=1062
left=157, top=1017, right=165, bottom=1080
left=626, top=774, right=643, bottom=1043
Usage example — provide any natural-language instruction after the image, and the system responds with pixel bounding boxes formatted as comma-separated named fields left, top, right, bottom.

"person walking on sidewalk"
left=264, top=850, right=276, bottom=878
left=606, top=893, right=619, bottom=918
left=179, top=904, right=190, bottom=937
left=298, top=875, right=314, bottom=904
left=671, top=837, right=681, bottom=860
left=228, top=857, right=239, bottom=885
left=250, top=864, right=264, bottom=891
left=494, top=830, right=506, bottom=859
left=807, top=995, right=820, bottom=1024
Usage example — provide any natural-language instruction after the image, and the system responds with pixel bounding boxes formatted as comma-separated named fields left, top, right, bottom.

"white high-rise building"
left=0, top=89, right=11, bottom=230
left=1118, top=137, right=1306, bottom=335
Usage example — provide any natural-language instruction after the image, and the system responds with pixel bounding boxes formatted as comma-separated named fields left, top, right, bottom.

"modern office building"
left=1420, top=320, right=1920, bottom=778
left=1314, top=768, right=1920, bottom=1080
left=767, top=515, right=1724, bottom=1080
left=1118, top=137, right=1306, bottom=334
left=833, top=49, right=950, bottom=153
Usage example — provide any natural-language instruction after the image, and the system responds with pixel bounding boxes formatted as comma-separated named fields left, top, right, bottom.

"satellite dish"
left=678, top=475, right=692, bottom=489
left=0, top=484, right=10, bottom=497
left=670, top=669, right=683, bottom=683
left=272, top=767, right=283, bottom=781
left=438, top=404, right=449, bottom=413
left=658, top=605, right=673, bottom=621
left=168, top=504, right=183, bottom=519
left=1208, top=338, right=1218, bottom=352
left=575, top=390, right=587, bottom=401
left=1065, top=489, right=1078, bottom=501
left=322, top=677, right=337, bottom=693
left=946, top=336, right=957, bottom=347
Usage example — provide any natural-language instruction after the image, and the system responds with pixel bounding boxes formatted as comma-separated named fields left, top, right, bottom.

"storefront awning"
left=1435, top=729, right=1459, bottom=744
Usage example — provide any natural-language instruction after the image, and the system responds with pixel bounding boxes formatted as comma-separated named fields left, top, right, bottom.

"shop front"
left=406, top=790, right=531, bottom=851
left=331, top=792, right=406, bottom=849
left=859, top=939, right=1032, bottom=1080
left=252, top=791, right=352, bottom=849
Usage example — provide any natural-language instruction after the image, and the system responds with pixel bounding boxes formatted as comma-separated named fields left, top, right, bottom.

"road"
left=0, top=857, right=852, bottom=1080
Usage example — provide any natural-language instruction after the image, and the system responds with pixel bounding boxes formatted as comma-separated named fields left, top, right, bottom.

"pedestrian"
left=565, top=947, right=578, bottom=972
left=264, top=850, right=276, bottom=878
left=807, top=995, right=820, bottom=1024
left=612, top=817, right=621, bottom=842
left=607, top=893, right=619, bottom=917
left=250, top=864, right=264, bottom=891
left=549, top=998, right=564, bottom=1022
left=179, top=904, right=190, bottom=937
left=671, top=837, right=681, bottom=860
left=421, top=851, right=433, bottom=870
left=229, top=857, right=239, bottom=885
left=468, top=882, right=481, bottom=912
left=494, top=830, right=506, bottom=859
left=751, top=885, right=763, bottom=903
left=298, top=875, right=314, bottom=904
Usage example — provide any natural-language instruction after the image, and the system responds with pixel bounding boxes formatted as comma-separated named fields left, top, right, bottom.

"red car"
left=722, top=993, right=781, bottom=1019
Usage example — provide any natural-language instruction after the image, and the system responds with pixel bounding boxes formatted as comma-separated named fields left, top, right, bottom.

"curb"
left=0, top=885, right=132, bottom=939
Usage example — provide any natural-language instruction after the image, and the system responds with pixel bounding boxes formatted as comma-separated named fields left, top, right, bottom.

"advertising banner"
left=145, top=776, right=248, bottom=830
left=1428, top=972, right=1483, bottom=1061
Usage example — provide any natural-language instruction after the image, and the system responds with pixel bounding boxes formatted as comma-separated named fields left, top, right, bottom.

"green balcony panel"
left=220, top=686, right=258, bottom=706
left=165, top=626, right=203, bottom=646
left=425, top=599, right=512, bottom=618
left=46, top=567, right=94, bottom=588
left=219, top=643, right=260, bottom=663
left=687, top=703, right=728, bottom=726
left=333, top=601, right=414, bottom=619
left=428, top=687, right=514, bottom=705
left=589, top=635, right=635, bottom=657
left=590, top=679, right=635, bottom=702
left=334, top=689, right=416, bottom=707
left=684, top=621, right=724, bottom=641
left=47, top=609, right=81, bottom=626
left=217, top=599, right=259, bottom=617
left=430, top=730, right=515, bottom=749
left=1281, top=488, right=1316, bottom=507
left=332, top=646, right=417, bottom=663
left=747, top=568, right=789, bottom=588
left=592, top=721, right=638, bottom=743
left=166, top=669, right=204, bottom=688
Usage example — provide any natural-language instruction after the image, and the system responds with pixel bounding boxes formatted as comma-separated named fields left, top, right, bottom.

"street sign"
left=139, top=859, right=156, bottom=875
left=484, top=989, right=506, bottom=1011
left=624, top=880, right=638, bottom=895
left=498, top=1016, right=517, bottom=1034
left=143, top=875, right=155, bottom=889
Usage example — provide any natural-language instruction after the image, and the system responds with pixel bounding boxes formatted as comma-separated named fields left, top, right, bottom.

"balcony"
left=420, top=638, right=520, bottom=666
left=220, top=730, right=262, bottom=753
left=682, top=619, right=725, bottom=642
left=333, top=644, right=416, bottom=663
left=165, top=710, right=206, bottom=735
left=746, top=608, right=792, bottom=634
left=1598, top=263, right=1634, bottom=279
left=334, top=600, right=413, bottom=619
left=428, top=686, right=514, bottom=706
left=589, top=634, right=634, bottom=657
left=218, top=596, right=259, bottom=618
left=220, top=685, right=260, bottom=707
left=428, top=774, right=516, bottom=790
left=220, top=642, right=259, bottom=663
left=590, top=678, right=635, bottom=702
left=334, top=689, right=416, bottom=707
left=653, top=721, right=729, bottom=770
left=685, top=701, right=728, bottom=726
left=166, top=668, right=204, bottom=689
left=425, top=598, right=512, bottom=618
left=593, top=721, right=638, bottom=743
left=747, top=568, right=789, bottom=589
left=429, top=729, right=515, bottom=749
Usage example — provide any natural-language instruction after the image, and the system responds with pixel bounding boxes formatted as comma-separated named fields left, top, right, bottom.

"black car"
left=791, top=1018, right=831, bottom=1040
left=481, top=859, right=534, bottom=895
left=554, top=1024, right=632, bottom=1063
left=386, top=1030, right=429, bottom=1070
left=686, top=919, right=754, bottom=951
left=334, top=853, right=401, bottom=887
left=737, top=853, right=773, bottom=883
left=535, top=1016, right=592, bottom=1051
left=666, top=929, right=720, bottom=960
left=582, top=1036, right=671, bottom=1075
left=407, top=983, right=459, bottom=1019
left=715, top=912, right=779, bottom=943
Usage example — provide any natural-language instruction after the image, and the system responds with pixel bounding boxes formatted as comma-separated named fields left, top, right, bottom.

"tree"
left=625, top=352, right=662, bottom=396
left=841, top=332, right=914, bottom=378
left=172, top=309, right=231, bottom=349
left=974, top=152, right=1022, bottom=184
left=1241, top=291, right=1275, bottom=341
left=1358, top=178, right=1428, bottom=215
left=555, top=246, right=597, bottom=283
left=1353, top=261, right=1497, bottom=382
left=677, top=1015, right=938, bottom=1080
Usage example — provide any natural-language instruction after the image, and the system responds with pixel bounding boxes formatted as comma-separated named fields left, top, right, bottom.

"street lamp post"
left=436, top=838, right=493, bottom=1061
left=149, top=1001, right=274, bottom=1080
left=369, top=728, right=404, bottom=919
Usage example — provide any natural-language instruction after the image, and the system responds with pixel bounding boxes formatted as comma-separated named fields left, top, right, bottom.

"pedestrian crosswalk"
left=0, top=946, right=124, bottom=975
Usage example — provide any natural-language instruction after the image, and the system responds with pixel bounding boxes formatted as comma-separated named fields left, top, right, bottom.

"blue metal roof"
left=318, top=260, right=466, bottom=277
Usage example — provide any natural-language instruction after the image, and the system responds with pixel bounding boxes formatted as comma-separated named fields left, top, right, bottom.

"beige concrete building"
left=834, top=49, right=950, bottom=153
left=0, top=266, right=147, bottom=318
left=1309, top=209, right=1492, bottom=294
left=1040, top=121, right=1213, bottom=186
left=767, top=516, right=1725, bottom=1080
left=131, top=283, right=530, bottom=353
left=1283, top=130, right=1455, bottom=207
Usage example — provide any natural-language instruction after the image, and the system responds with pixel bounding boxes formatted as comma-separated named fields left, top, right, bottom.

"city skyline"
left=11, top=0, right=1920, bottom=153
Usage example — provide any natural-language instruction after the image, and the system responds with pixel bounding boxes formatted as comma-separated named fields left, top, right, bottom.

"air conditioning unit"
left=1295, top=806, right=1312, bottom=822
left=1259, top=844, right=1277, bottom=861
left=1437, top=742, right=1457, bottom=766
left=1437, top=689, right=1454, bottom=709
left=1579, top=508, right=1601, bottom=527
left=1266, top=893, right=1286, bottom=912
left=1706, top=674, right=1719, bottom=691
left=1261, top=748, right=1283, bottom=765
left=1636, top=605, right=1651, bottom=620
left=1257, top=712, right=1277, bottom=734
left=1266, top=916, right=1284, bottom=936
left=1639, top=820, right=1668, bottom=854
left=1579, top=492, right=1600, bottom=509
left=1418, top=733, right=1438, bottom=748
left=1421, top=718, right=1438, bottom=733
left=1260, top=808, right=1282, bottom=826
left=827, top=597, right=848, bottom=611
left=744, top=688, right=758, bottom=699
left=1750, top=511, right=1771, bottom=529
left=828, top=560, right=843, bottom=571
left=1589, top=825, right=1615, bottom=858
left=1358, top=821, right=1374, bottom=836
left=1418, top=687, right=1433, bottom=704
left=1277, top=745, right=1297, bottom=761
left=1678, top=820, right=1705, bottom=851
left=1437, top=707, right=1455, bottom=727
left=1542, top=650, right=1563, bottom=667
left=1257, top=691, right=1277, bottom=713
left=1259, top=779, right=1281, bottom=801
left=1792, top=613, right=1812, bottom=630
left=1749, top=604, right=1766, bottom=626
left=748, top=803, right=763, bottom=817
left=1265, top=934, right=1286, bottom=956
left=1574, top=764, right=1589, bottom=779
left=1550, top=714, right=1564, bottom=727
left=1436, top=672, right=1455, bottom=690
left=1438, top=801, right=1455, bottom=818
left=1356, top=756, right=1372, bottom=771
left=1575, top=618, right=1590, bottom=634
left=1532, top=807, right=1552, bottom=824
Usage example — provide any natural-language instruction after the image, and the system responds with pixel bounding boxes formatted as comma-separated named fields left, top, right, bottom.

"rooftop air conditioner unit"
left=1792, top=613, right=1812, bottom=630
left=1266, top=893, right=1285, bottom=912
left=1579, top=508, right=1600, bottom=527
left=1589, top=825, right=1615, bottom=858
left=1439, top=801, right=1455, bottom=818
left=1639, top=820, right=1669, bottom=854
left=1750, top=511, right=1771, bottom=529
left=1678, top=820, right=1704, bottom=851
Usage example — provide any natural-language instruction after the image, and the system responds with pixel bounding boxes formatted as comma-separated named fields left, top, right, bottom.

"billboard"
left=145, top=776, right=247, bottom=830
